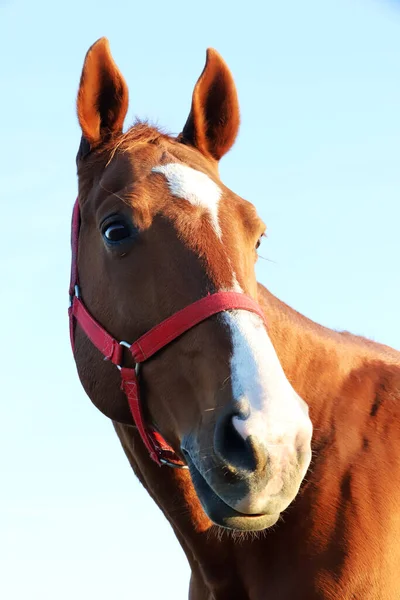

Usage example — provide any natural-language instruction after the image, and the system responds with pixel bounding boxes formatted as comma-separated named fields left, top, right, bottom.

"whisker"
left=258, top=254, right=277, bottom=264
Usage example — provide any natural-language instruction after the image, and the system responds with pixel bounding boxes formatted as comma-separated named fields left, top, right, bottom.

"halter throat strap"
left=68, top=199, right=267, bottom=467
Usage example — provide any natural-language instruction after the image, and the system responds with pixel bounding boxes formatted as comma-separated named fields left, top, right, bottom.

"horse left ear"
left=77, top=37, right=129, bottom=149
left=180, top=49, right=240, bottom=161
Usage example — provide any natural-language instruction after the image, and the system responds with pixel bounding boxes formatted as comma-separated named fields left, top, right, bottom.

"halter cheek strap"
left=69, top=199, right=267, bottom=467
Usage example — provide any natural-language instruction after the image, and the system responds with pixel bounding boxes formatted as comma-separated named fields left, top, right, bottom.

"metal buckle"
left=116, top=340, right=140, bottom=375
left=69, top=284, right=81, bottom=307
left=160, top=458, right=189, bottom=469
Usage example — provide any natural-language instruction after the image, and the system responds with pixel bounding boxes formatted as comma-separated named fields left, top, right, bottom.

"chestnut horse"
left=70, top=38, right=400, bottom=599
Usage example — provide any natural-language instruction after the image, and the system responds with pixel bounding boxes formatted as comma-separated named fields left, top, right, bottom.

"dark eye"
left=256, top=233, right=265, bottom=250
left=101, top=215, right=136, bottom=245
left=104, top=222, right=131, bottom=242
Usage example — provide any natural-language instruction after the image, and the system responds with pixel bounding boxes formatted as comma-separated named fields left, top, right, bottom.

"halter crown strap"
left=69, top=199, right=266, bottom=467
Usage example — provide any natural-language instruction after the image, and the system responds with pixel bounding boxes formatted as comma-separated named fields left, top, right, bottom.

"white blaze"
left=152, top=163, right=222, bottom=237
left=222, top=307, right=312, bottom=514
left=153, top=161, right=311, bottom=457
left=222, top=309, right=310, bottom=446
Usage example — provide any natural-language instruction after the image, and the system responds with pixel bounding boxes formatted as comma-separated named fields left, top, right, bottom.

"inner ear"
left=180, top=48, right=240, bottom=161
left=77, top=37, right=129, bottom=148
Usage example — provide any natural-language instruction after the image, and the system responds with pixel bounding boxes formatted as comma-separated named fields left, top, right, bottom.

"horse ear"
left=77, top=37, right=129, bottom=148
left=180, top=49, right=240, bottom=161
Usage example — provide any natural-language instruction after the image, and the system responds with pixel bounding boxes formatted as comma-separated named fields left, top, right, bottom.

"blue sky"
left=1, top=0, right=399, bottom=598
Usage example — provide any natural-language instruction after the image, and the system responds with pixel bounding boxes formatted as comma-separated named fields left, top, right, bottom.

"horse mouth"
left=185, top=454, right=280, bottom=531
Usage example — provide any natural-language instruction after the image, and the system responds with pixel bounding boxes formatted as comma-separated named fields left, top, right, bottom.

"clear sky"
left=1, top=0, right=399, bottom=598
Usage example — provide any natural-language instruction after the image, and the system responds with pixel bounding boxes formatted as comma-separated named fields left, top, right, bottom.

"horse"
left=69, top=37, right=400, bottom=599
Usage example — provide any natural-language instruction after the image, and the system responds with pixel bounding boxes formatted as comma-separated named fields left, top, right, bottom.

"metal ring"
left=119, top=340, right=131, bottom=349
left=117, top=340, right=131, bottom=370
left=116, top=340, right=140, bottom=375
left=116, top=363, right=139, bottom=373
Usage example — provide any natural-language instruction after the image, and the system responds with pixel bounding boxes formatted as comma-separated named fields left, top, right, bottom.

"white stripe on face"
left=222, top=307, right=312, bottom=514
left=222, top=309, right=311, bottom=446
left=152, top=163, right=222, bottom=238
left=154, top=161, right=312, bottom=478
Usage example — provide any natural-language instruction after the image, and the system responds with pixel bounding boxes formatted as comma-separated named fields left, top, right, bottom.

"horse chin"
left=186, top=456, right=280, bottom=532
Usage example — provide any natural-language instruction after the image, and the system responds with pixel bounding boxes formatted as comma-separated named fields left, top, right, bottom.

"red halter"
left=69, top=199, right=267, bottom=467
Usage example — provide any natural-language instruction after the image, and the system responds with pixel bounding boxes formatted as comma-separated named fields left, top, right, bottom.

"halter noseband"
left=69, top=199, right=266, bottom=467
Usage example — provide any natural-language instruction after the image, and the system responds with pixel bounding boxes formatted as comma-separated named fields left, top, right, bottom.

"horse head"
left=73, top=38, right=313, bottom=531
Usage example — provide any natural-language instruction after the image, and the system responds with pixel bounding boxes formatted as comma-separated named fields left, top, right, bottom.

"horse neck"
left=115, top=287, right=400, bottom=598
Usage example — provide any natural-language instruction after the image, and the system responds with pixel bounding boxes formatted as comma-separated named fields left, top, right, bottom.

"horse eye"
left=103, top=222, right=131, bottom=243
left=256, top=233, right=265, bottom=250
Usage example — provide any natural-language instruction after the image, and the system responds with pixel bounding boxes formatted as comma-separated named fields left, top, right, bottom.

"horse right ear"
left=77, top=38, right=129, bottom=149
left=179, top=49, right=240, bottom=162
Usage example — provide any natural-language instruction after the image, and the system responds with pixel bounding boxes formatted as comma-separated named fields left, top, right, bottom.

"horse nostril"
left=214, top=411, right=266, bottom=473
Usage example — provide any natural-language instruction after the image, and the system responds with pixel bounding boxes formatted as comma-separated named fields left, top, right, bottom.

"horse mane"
left=77, top=121, right=171, bottom=182
left=104, top=121, right=171, bottom=162
left=263, top=287, right=400, bottom=366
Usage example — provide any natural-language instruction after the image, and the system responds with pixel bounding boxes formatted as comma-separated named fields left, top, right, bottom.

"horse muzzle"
left=182, top=408, right=312, bottom=530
